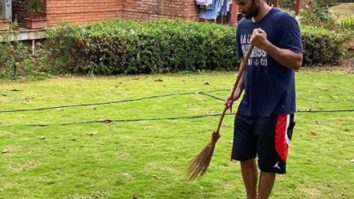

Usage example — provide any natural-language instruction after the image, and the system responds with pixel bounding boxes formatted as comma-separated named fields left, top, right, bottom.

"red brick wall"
left=12, top=0, right=200, bottom=26
left=46, top=0, right=124, bottom=26
left=122, top=0, right=199, bottom=20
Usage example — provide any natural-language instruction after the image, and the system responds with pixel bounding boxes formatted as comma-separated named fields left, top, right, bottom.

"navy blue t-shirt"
left=236, top=8, right=303, bottom=117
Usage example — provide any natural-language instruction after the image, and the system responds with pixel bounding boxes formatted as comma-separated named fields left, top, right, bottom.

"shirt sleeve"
left=276, top=14, right=303, bottom=53
left=236, top=28, right=243, bottom=59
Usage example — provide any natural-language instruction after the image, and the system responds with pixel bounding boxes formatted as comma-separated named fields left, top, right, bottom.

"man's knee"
left=240, top=158, right=256, bottom=167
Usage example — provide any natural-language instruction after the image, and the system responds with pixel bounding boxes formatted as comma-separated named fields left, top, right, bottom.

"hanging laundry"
left=196, top=0, right=213, bottom=6
left=220, top=0, right=230, bottom=16
left=199, top=0, right=223, bottom=20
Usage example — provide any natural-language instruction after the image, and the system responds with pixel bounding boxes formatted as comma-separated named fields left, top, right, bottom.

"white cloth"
left=196, top=0, right=212, bottom=6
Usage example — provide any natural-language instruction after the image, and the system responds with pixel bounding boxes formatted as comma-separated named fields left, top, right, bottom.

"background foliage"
left=1, top=12, right=352, bottom=78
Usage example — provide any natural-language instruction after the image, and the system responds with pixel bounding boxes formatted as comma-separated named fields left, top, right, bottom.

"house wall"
left=46, top=0, right=124, bottom=26
left=12, top=0, right=199, bottom=27
left=122, top=0, right=199, bottom=20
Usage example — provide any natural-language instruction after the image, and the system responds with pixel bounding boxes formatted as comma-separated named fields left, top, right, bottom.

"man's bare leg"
left=258, top=171, right=276, bottom=199
left=240, top=159, right=258, bottom=199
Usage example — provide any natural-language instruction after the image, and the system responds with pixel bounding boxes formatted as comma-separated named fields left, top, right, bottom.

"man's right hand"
left=224, top=88, right=242, bottom=110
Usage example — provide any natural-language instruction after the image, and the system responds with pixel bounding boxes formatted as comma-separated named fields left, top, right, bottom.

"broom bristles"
left=186, top=131, right=220, bottom=181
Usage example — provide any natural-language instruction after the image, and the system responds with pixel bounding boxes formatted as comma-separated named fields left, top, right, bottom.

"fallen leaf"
left=88, top=131, right=98, bottom=136
left=152, top=174, right=160, bottom=180
left=99, top=119, right=112, bottom=123
left=24, top=96, right=34, bottom=101
left=309, top=131, right=317, bottom=136
left=2, top=149, right=9, bottom=153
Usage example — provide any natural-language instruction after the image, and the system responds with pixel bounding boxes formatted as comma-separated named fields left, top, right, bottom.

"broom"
left=186, top=45, right=254, bottom=181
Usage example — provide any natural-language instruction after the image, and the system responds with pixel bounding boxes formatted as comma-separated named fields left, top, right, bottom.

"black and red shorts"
left=231, top=112, right=295, bottom=174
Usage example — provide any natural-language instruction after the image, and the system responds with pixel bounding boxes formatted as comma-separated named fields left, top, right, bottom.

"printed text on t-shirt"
left=240, top=34, right=268, bottom=67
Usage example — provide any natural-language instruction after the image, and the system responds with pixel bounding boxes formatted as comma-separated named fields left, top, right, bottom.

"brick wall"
left=122, top=0, right=199, bottom=21
left=46, top=0, right=124, bottom=26
left=13, top=0, right=200, bottom=26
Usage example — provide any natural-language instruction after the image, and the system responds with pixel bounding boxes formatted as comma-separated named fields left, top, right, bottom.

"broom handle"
left=216, top=45, right=254, bottom=133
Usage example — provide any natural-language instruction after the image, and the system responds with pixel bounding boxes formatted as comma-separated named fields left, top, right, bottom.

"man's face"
left=236, top=0, right=260, bottom=19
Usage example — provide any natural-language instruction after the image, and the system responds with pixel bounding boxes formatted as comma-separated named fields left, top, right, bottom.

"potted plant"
left=24, top=0, right=47, bottom=29
left=0, top=19, right=11, bottom=31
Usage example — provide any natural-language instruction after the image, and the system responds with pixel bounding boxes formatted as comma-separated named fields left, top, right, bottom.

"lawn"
left=329, top=3, right=354, bottom=18
left=0, top=70, right=353, bottom=199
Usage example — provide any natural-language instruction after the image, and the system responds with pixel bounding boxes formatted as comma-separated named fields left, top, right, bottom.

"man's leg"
left=258, top=171, right=276, bottom=199
left=255, top=114, right=295, bottom=199
left=240, top=159, right=258, bottom=199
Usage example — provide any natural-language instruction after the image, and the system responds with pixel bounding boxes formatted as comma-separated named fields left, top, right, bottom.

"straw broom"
left=186, top=45, right=254, bottom=181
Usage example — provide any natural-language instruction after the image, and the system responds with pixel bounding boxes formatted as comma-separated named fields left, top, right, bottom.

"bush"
left=301, top=25, right=350, bottom=65
left=46, top=20, right=238, bottom=75
left=337, top=16, right=354, bottom=30
left=0, top=27, right=49, bottom=80
left=300, top=1, right=337, bottom=30
left=2, top=19, right=346, bottom=78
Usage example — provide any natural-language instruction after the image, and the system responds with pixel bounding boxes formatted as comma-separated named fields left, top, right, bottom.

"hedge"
left=46, top=19, right=351, bottom=75
left=337, top=16, right=354, bottom=30
left=301, top=25, right=350, bottom=65
left=46, top=20, right=238, bottom=75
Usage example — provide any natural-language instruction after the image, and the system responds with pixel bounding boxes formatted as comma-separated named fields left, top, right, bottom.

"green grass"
left=0, top=71, right=353, bottom=199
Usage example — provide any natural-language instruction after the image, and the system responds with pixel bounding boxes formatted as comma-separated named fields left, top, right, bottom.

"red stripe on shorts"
left=275, top=115, right=289, bottom=162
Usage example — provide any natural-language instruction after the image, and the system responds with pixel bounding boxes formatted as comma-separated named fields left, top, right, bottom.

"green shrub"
left=338, top=16, right=354, bottom=30
left=300, top=1, right=337, bottom=30
left=0, top=30, right=30, bottom=79
left=46, top=20, right=238, bottom=75
left=301, top=25, right=350, bottom=65
left=1, top=19, right=351, bottom=79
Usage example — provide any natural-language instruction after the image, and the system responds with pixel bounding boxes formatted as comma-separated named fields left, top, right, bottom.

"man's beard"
left=244, top=0, right=260, bottom=19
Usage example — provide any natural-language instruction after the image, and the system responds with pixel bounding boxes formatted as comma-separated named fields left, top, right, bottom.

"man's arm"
left=263, top=40, right=303, bottom=70
left=225, top=61, right=245, bottom=109
left=235, top=63, right=245, bottom=95
left=251, top=28, right=303, bottom=70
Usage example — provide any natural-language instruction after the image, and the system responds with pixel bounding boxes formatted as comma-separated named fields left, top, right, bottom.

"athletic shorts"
left=231, top=112, right=295, bottom=174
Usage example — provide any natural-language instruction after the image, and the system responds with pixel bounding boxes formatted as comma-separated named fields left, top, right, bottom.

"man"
left=224, top=0, right=303, bottom=198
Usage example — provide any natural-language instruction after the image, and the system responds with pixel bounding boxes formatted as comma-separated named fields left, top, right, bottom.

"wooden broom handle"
left=216, top=45, right=254, bottom=133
